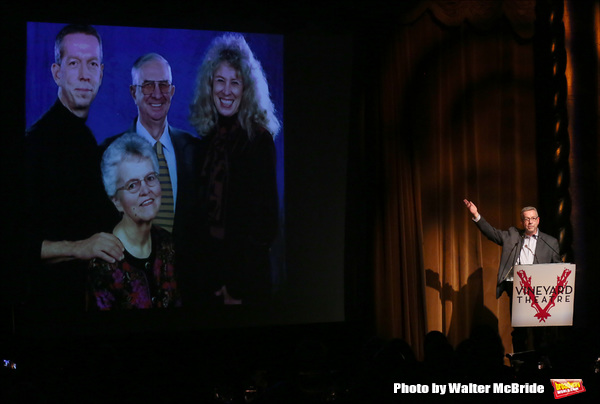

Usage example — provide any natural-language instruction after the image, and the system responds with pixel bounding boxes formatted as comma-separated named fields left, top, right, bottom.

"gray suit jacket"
left=474, top=216, right=561, bottom=298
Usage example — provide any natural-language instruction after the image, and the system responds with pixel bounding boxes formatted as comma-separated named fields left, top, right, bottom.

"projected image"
left=25, top=22, right=284, bottom=313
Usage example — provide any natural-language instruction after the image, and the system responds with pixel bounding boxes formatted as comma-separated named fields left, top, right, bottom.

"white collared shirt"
left=518, top=230, right=539, bottom=265
left=135, top=120, right=178, bottom=211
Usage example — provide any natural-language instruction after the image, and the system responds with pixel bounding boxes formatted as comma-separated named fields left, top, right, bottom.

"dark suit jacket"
left=475, top=216, right=561, bottom=298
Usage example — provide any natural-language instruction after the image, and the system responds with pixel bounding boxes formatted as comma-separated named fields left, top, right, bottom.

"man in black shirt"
left=21, top=25, right=122, bottom=330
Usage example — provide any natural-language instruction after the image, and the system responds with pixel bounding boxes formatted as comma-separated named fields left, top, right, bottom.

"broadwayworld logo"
left=551, top=379, right=586, bottom=399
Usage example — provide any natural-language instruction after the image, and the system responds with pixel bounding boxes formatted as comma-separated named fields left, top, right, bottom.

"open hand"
left=463, top=199, right=479, bottom=219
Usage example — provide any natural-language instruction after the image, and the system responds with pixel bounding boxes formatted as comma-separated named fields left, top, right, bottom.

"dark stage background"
left=2, top=0, right=599, bottom=402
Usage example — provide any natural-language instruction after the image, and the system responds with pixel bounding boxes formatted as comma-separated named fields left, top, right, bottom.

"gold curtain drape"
left=368, top=6, right=538, bottom=358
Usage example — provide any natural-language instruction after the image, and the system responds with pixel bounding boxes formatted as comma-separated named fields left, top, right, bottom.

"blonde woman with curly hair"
left=190, top=33, right=279, bottom=305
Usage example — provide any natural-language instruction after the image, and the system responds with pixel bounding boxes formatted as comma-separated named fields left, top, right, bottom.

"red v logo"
left=516, top=268, right=572, bottom=322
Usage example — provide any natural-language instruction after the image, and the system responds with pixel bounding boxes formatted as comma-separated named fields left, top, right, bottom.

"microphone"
left=525, top=244, right=539, bottom=264
left=501, top=239, right=521, bottom=282
left=538, top=234, right=561, bottom=260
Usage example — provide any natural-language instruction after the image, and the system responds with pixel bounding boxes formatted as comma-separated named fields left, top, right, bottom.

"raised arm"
left=464, top=199, right=510, bottom=246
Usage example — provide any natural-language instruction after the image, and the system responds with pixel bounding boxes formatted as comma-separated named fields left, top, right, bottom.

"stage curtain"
left=365, top=4, right=538, bottom=358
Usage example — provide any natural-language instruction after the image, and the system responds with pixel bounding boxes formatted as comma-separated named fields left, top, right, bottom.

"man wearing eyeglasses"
left=103, top=53, right=197, bottom=234
left=463, top=200, right=561, bottom=351
left=463, top=200, right=561, bottom=299
left=102, top=53, right=199, bottom=303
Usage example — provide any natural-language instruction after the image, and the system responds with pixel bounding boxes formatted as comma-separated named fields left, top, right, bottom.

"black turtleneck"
left=21, top=99, right=120, bottom=313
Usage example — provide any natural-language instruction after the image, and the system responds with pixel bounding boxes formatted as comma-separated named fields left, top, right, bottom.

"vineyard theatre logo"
left=515, top=267, right=572, bottom=322
left=512, top=263, right=576, bottom=327
left=551, top=379, right=586, bottom=399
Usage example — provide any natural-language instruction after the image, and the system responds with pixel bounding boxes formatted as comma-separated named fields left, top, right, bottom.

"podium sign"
left=512, top=263, right=576, bottom=327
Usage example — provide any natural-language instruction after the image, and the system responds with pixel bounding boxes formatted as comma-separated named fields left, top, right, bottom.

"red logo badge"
left=550, top=379, right=586, bottom=399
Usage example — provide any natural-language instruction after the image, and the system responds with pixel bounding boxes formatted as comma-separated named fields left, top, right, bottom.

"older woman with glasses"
left=189, top=33, right=280, bottom=305
left=88, top=133, right=181, bottom=310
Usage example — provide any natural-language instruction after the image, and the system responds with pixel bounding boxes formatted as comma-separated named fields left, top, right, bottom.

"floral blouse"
left=88, top=225, right=181, bottom=310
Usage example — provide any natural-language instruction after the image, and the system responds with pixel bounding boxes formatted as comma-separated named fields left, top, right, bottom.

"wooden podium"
left=511, top=263, right=576, bottom=327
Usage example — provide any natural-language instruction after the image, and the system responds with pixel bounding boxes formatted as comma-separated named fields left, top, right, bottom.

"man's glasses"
left=133, top=81, right=172, bottom=95
left=523, top=217, right=538, bottom=223
left=116, top=173, right=159, bottom=194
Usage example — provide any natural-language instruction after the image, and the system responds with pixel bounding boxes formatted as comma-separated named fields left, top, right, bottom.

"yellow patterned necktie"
left=153, top=141, right=174, bottom=232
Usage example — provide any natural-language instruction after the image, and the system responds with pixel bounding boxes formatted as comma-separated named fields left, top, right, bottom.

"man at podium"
left=463, top=200, right=562, bottom=351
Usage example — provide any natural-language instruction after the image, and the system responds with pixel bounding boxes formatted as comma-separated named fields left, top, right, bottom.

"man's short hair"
left=131, top=53, right=172, bottom=84
left=520, top=206, right=538, bottom=220
left=54, top=24, right=103, bottom=64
